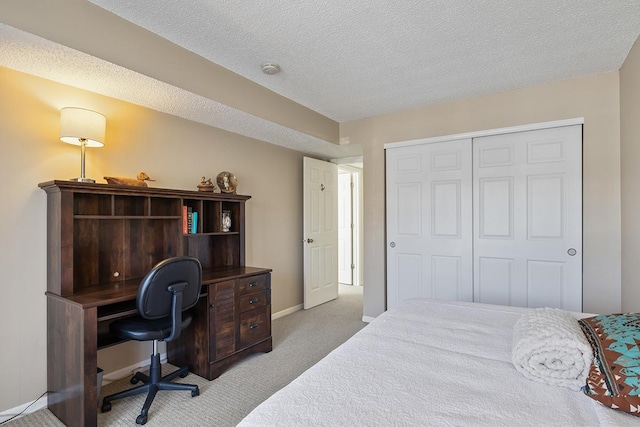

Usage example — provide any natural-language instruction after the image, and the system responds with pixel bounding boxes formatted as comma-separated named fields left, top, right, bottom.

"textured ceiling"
left=1, top=1, right=639, bottom=160
left=87, top=0, right=640, bottom=122
left=0, top=24, right=358, bottom=159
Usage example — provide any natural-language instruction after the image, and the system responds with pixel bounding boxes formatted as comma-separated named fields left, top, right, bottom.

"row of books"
left=182, top=206, right=198, bottom=234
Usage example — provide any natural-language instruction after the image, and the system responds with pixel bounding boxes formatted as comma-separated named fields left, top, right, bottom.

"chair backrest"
left=136, top=257, right=202, bottom=340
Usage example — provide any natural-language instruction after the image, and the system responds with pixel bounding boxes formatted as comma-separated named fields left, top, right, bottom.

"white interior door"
left=338, top=172, right=353, bottom=285
left=473, top=125, right=582, bottom=311
left=386, top=139, right=473, bottom=309
left=304, top=157, right=338, bottom=309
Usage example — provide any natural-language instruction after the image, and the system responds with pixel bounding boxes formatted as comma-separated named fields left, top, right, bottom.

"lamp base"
left=70, top=177, right=96, bottom=183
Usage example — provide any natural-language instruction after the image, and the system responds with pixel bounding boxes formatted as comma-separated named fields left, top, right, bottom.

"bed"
left=238, top=299, right=639, bottom=426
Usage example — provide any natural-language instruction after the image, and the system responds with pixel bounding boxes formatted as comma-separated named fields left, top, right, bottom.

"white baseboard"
left=0, top=393, right=48, bottom=423
left=272, top=304, right=303, bottom=320
left=362, top=315, right=375, bottom=323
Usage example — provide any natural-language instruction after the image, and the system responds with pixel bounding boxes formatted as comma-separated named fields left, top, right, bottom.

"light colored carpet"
left=6, top=285, right=365, bottom=426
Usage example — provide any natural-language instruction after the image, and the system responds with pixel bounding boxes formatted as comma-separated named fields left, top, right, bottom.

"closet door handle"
left=567, top=248, right=577, bottom=256
left=389, top=242, right=396, bottom=248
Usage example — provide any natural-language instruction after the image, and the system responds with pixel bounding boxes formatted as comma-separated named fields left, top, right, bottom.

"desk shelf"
left=97, top=300, right=137, bottom=321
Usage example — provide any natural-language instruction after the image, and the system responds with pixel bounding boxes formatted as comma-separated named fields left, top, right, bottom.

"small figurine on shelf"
left=197, top=177, right=215, bottom=192
left=104, top=172, right=155, bottom=187
left=222, top=210, right=232, bottom=232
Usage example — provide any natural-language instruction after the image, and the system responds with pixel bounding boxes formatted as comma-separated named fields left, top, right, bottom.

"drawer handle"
left=249, top=297, right=259, bottom=304
left=248, top=281, right=258, bottom=288
left=249, top=323, right=259, bottom=330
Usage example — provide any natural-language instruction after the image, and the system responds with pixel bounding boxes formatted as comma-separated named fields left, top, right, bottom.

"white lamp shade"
left=60, top=107, right=106, bottom=147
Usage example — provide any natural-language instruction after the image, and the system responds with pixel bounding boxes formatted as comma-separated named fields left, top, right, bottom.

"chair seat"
left=111, top=312, right=193, bottom=342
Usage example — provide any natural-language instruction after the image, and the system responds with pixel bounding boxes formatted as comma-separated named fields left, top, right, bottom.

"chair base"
left=101, top=352, right=199, bottom=425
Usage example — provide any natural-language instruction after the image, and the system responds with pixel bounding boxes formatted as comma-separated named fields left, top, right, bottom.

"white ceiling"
left=1, top=1, right=639, bottom=159
left=86, top=0, right=640, bottom=122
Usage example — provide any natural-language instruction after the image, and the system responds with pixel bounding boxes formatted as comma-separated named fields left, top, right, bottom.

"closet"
left=385, top=122, right=582, bottom=312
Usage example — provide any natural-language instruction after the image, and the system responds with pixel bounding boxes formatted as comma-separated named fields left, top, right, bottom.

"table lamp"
left=59, top=107, right=106, bottom=183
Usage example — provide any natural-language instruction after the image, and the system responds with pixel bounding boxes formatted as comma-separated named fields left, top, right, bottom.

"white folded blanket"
left=511, top=307, right=593, bottom=391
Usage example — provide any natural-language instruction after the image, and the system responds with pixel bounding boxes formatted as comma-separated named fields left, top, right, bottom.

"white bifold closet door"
left=386, top=124, right=582, bottom=311
left=386, top=138, right=473, bottom=309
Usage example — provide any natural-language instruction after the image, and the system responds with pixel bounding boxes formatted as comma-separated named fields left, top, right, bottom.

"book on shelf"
left=187, top=206, right=193, bottom=234
left=192, top=211, right=198, bottom=234
left=182, top=205, right=188, bottom=234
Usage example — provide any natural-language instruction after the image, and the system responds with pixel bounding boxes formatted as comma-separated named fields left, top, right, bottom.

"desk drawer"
left=238, top=274, right=268, bottom=295
left=239, top=290, right=267, bottom=313
left=239, top=305, right=270, bottom=348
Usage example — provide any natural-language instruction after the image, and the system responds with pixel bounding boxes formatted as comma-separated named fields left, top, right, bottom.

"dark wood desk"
left=40, top=181, right=272, bottom=427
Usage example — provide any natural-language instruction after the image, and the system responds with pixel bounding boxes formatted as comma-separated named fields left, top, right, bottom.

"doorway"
left=336, top=160, right=363, bottom=290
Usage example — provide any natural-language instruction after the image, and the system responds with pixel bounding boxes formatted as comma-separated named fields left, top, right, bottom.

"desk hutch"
left=39, top=180, right=272, bottom=427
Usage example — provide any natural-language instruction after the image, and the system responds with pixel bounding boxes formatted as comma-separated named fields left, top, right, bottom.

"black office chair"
left=101, top=256, right=202, bottom=425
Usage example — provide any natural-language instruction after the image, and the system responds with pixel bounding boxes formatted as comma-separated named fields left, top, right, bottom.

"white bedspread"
left=238, top=299, right=638, bottom=427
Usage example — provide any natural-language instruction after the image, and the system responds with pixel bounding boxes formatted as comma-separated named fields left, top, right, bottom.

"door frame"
left=337, top=170, right=353, bottom=285
left=384, top=118, right=584, bottom=150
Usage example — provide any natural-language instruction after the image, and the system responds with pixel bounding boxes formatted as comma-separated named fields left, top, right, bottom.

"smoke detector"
left=261, top=62, right=281, bottom=75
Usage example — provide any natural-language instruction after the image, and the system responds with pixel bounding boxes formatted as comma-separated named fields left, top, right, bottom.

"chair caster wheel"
left=131, top=377, right=140, bottom=384
left=180, top=371, right=189, bottom=378
left=192, top=387, right=200, bottom=397
left=101, top=402, right=111, bottom=412
left=136, top=414, right=147, bottom=425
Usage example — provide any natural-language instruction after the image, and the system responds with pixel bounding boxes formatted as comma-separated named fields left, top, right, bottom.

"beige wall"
left=342, top=72, right=623, bottom=318
left=621, top=36, right=640, bottom=312
left=0, top=67, right=305, bottom=411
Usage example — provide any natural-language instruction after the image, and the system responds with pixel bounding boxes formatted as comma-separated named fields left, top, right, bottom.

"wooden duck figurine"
left=104, top=172, right=155, bottom=187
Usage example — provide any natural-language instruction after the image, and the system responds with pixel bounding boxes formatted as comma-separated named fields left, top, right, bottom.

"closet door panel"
left=432, top=255, right=463, bottom=301
left=386, top=139, right=473, bottom=309
left=528, top=175, right=563, bottom=239
left=527, top=260, right=565, bottom=308
left=478, top=177, right=514, bottom=239
left=432, top=181, right=461, bottom=237
left=477, top=256, right=515, bottom=306
left=473, top=125, right=582, bottom=311
left=394, top=254, right=422, bottom=305
left=386, top=150, right=425, bottom=309
left=397, top=183, right=421, bottom=235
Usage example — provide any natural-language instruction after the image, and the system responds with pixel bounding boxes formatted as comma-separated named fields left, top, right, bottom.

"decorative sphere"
left=216, top=171, right=238, bottom=194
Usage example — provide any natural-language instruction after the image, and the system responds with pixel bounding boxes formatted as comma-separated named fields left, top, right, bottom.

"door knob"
left=306, top=238, right=314, bottom=243
left=567, top=248, right=577, bottom=256
left=390, top=242, right=396, bottom=248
